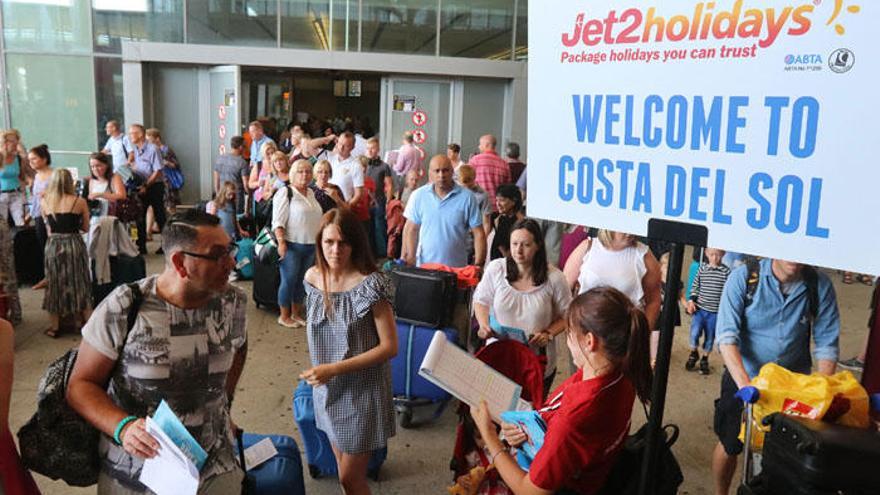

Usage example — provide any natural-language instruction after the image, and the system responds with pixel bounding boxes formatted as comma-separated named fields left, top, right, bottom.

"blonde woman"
left=309, top=159, right=345, bottom=213
left=248, top=140, right=279, bottom=204
left=41, top=168, right=91, bottom=337
left=266, top=150, right=291, bottom=198
left=273, top=159, right=322, bottom=327
left=563, top=229, right=662, bottom=328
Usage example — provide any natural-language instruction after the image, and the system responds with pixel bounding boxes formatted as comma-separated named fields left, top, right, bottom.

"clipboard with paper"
left=418, top=332, right=531, bottom=421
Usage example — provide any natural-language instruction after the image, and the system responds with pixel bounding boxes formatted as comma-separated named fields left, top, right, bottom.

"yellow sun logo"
left=827, top=0, right=861, bottom=35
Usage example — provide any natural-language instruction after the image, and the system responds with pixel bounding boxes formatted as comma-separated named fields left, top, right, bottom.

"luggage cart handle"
left=736, top=386, right=760, bottom=487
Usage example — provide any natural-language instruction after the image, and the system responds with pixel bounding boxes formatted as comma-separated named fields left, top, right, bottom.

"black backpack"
left=17, top=284, right=144, bottom=486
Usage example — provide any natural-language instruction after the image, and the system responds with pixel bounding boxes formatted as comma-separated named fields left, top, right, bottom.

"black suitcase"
left=13, top=226, right=43, bottom=285
left=390, top=266, right=457, bottom=328
left=92, top=255, right=147, bottom=307
left=253, top=247, right=280, bottom=310
left=762, top=413, right=880, bottom=493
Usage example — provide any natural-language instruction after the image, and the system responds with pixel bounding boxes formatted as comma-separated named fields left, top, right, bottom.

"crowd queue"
left=0, top=117, right=874, bottom=495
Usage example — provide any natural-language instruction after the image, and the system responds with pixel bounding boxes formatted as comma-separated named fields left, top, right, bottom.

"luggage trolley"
left=737, top=388, right=765, bottom=495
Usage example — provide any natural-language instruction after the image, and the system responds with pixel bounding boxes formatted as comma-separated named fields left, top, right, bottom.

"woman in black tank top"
left=40, top=169, right=91, bottom=337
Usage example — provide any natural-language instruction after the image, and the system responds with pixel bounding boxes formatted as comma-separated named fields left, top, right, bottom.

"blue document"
left=489, top=314, right=529, bottom=344
left=152, top=400, right=208, bottom=470
left=499, top=410, right=547, bottom=471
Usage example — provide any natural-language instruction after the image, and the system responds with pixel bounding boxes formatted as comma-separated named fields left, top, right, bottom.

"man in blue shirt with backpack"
left=711, top=258, right=840, bottom=495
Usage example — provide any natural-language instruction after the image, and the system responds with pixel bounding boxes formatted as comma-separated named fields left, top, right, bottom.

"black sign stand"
left=638, top=219, right=708, bottom=495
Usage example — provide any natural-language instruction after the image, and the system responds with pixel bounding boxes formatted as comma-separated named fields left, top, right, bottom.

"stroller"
left=449, top=340, right=546, bottom=495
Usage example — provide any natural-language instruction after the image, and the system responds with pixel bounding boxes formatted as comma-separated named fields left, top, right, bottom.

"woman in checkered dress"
left=301, top=208, right=397, bottom=494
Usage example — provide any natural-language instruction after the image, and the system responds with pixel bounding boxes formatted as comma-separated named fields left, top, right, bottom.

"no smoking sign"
left=412, top=110, right=427, bottom=127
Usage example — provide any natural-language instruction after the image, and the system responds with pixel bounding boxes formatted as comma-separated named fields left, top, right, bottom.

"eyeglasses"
left=181, top=243, right=238, bottom=262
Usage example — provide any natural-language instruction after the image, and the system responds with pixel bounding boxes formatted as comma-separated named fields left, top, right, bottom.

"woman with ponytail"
left=471, top=286, right=652, bottom=495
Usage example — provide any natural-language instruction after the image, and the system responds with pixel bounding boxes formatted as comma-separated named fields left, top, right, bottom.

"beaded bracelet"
left=114, top=415, right=138, bottom=445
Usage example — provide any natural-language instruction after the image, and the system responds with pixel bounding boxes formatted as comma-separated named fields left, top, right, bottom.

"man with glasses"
left=67, top=209, right=248, bottom=494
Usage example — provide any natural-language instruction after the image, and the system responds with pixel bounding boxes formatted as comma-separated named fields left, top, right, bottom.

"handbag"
left=164, top=166, right=185, bottom=191
left=16, top=284, right=144, bottom=486
left=254, top=226, right=279, bottom=265
left=114, top=192, right=144, bottom=223
left=597, top=412, right=684, bottom=495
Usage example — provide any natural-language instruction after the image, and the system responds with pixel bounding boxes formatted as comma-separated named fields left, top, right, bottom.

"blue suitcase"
left=292, top=380, right=386, bottom=480
left=390, top=322, right=458, bottom=428
left=235, top=432, right=305, bottom=495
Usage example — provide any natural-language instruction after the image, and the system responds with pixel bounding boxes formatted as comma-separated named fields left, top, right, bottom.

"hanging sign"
left=528, top=0, right=878, bottom=274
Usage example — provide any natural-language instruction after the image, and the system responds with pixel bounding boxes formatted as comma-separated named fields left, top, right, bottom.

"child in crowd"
left=685, top=247, right=730, bottom=375
left=207, top=181, right=249, bottom=241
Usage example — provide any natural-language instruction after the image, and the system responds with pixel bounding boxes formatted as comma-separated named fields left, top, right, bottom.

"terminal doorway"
left=240, top=69, right=382, bottom=141
left=141, top=60, right=512, bottom=202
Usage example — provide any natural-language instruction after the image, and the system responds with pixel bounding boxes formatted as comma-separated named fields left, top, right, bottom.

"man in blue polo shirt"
left=402, top=154, right=486, bottom=268
left=129, top=124, right=166, bottom=254
left=711, top=258, right=840, bottom=495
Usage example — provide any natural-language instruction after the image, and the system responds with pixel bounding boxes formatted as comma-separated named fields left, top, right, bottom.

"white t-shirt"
left=577, top=240, right=649, bottom=307
left=328, top=154, right=365, bottom=201
left=473, top=258, right=572, bottom=376
left=271, top=185, right=323, bottom=244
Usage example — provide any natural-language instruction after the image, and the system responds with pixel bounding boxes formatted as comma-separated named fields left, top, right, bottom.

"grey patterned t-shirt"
left=82, top=275, right=247, bottom=490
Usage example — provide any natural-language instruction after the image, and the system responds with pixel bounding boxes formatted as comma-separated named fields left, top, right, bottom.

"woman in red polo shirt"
left=471, top=286, right=653, bottom=495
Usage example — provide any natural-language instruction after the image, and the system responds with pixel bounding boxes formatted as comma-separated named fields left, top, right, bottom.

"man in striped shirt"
left=470, top=134, right=511, bottom=212
left=685, top=248, right=731, bottom=375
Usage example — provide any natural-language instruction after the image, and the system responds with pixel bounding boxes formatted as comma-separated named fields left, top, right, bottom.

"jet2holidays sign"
left=528, top=0, right=878, bottom=274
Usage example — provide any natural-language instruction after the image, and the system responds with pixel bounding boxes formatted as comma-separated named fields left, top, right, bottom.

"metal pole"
left=0, top=3, right=11, bottom=129
left=638, top=241, right=685, bottom=495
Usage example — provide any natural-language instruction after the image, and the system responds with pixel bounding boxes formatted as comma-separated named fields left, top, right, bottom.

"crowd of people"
left=0, top=116, right=875, bottom=495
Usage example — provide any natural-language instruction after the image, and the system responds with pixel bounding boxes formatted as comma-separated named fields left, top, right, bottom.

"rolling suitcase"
left=761, top=412, right=880, bottom=493
left=390, top=266, right=457, bottom=328
left=252, top=247, right=280, bottom=310
left=292, top=380, right=386, bottom=480
left=13, top=226, right=42, bottom=285
left=391, top=322, right=458, bottom=428
left=92, top=254, right=146, bottom=307
left=235, top=431, right=306, bottom=495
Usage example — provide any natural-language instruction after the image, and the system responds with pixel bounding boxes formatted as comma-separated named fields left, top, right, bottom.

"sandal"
left=44, top=327, right=59, bottom=338
left=842, top=272, right=854, bottom=284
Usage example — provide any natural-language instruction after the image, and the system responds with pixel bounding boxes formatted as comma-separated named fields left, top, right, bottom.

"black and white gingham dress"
left=304, top=272, right=395, bottom=454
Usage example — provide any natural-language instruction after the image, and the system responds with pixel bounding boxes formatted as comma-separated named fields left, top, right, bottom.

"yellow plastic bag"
left=740, top=363, right=870, bottom=448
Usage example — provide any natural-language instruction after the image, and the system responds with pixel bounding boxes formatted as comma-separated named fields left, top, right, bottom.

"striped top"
left=691, top=263, right=731, bottom=312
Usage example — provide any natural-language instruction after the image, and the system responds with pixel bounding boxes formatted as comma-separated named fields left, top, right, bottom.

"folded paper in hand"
left=151, top=400, right=208, bottom=469
left=140, top=417, right=199, bottom=495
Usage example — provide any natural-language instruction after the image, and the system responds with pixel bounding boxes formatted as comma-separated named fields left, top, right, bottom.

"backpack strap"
left=125, top=283, right=144, bottom=336
left=744, top=257, right=761, bottom=307
left=801, top=266, right=819, bottom=321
